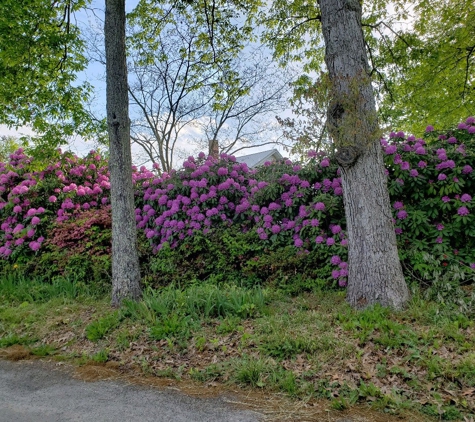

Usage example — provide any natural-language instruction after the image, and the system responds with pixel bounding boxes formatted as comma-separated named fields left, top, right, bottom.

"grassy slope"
left=1, top=275, right=474, bottom=421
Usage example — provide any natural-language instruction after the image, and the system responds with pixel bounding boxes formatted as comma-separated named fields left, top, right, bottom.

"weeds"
left=85, top=312, right=122, bottom=342
left=0, top=272, right=104, bottom=304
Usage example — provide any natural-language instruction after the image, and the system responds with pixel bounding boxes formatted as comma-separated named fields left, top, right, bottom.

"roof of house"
left=235, top=149, right=283, bottom=168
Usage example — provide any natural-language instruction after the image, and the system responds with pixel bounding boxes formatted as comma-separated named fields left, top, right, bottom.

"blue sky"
left=0, top=0, right=296, bottom=164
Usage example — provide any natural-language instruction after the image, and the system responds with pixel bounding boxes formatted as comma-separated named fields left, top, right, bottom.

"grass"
left=0, top=272, right=105, bottom=304
left=1, top=272, right=475, bottom=420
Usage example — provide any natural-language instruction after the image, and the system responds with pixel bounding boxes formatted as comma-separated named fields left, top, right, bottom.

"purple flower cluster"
left=1, top=116, right=475, bottom=286
left=134, top=152, right=349, bottom=256
left=0, top=149, right=155, bottom=257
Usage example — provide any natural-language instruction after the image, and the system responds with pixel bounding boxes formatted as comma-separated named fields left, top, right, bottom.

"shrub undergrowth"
left=1, top=118, right=475, bottom=293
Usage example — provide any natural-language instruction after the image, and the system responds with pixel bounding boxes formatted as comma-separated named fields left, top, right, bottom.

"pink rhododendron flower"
left=29, top=241, right=41, bottom=251
left=331, top=255, right=341, bottom=265
left=385, top=145, right=397, bottom=154
left=397, top=210, right=408, bottom=219
left=393, top=201, right=403, bottom=210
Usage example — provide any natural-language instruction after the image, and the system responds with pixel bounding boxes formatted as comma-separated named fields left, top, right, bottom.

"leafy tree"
left=0, top=0, right=104, bottom=148
left=318, top=0, right=409, bottom=309
left=125, top=0, right=289, bottom=170
left=266, top=0, right=474, bottom=142
left=366, top=0, right=475, bottom=134
left=105, top=0, right=142, bottom=305
left=0, top=136, right=20, bottom=162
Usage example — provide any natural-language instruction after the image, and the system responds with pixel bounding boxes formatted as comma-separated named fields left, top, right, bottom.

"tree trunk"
left=319, top=0, right=409, bottom=309
left=105, top=0, right=142, bottom=306
left=209, top=139, right=219, bottom=159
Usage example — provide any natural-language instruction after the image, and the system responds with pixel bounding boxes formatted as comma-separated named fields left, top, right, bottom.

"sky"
left=77, top=0, right=292, bottom=164
left=1, top=1, right=417, bottom=166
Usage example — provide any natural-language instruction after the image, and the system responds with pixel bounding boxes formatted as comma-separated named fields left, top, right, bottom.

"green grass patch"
left=85, top=311, right=122, bottom=342
left=0, top=333, right=33, bottom=347
left=0, top=272, right=105, bottom=304
left=2, top=276, right=475, bottom=420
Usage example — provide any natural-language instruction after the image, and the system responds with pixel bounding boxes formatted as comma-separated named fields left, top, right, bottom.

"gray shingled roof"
left=235, top=149, right=283, bottom=168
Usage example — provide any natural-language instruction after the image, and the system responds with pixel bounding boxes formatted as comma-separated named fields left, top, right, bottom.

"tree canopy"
left=263, top=0, right=474, bottom=140
left=0, top=0, right=103, bottom=151
left=370, top=0, right=474, bottom=134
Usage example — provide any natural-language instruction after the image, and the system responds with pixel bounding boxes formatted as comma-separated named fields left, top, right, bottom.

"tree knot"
left=345, top=0, right=361, bottom=12
left=335, top=145, right=360, bottom=167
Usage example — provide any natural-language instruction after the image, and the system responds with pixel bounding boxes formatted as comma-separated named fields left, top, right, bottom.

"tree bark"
left=105, top=0, right=142, bottom=306
left=319, top=0, right=409, bottom=309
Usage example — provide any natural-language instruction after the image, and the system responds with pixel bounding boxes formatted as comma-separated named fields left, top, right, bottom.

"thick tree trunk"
left=105, top=0, right=142, bottom=306
left=319, top=0, right=409, bottom=309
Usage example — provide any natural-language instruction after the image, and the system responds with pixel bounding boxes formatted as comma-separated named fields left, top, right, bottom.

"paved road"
left=0, top=360, right=263, bottom=422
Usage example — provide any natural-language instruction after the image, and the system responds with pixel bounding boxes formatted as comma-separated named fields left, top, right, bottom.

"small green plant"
left=216, top=316, right=242, bottom=334
left=91, top=348, right=109, bottom=363
left=0, top=333, right=31, bottom=347
left=189, top=363, right=225, bottom=382
left=331, top=397, right=349, bottom=410
left=85, top=312, right=121, bottom=342
left=233, top=356, right=273, bottom=388
left=115, top=329, right=136, bottom=351
left=149, top=314, right=193, bottom=341
left=274, top=370, right=298, bottom=396
left=29, top=344, right=56, bottom=356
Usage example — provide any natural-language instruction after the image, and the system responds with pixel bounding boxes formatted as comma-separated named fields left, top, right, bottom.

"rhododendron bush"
left=1, top=117, right=475, bottom=289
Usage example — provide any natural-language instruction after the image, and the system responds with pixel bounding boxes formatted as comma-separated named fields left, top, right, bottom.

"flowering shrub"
left=46, top=206, right=112, bottom=256
left=383, top=117, right=475, bottom=275
left=0, top=149, right=154, bottom=262
left=135, top=151, right=349, bottom=286
left=1, top=117, right=475, bottom=289
left=31, top=207, right=113, bottom=285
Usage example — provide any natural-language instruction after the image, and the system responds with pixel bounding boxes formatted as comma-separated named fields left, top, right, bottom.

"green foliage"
left=30, top=344, right=57, bottom=357
left=145, top=227, right=266, bottom=287
left=122, top=283, right=268, bottom=324
left=420, top=254, right=475, bottom=314
left=0, top=271, right=101, bottom=304
left=0, top=333, right=32, bottom=348
left=369, top=0, right=475, bottom=134
left=91, top=349, right=109, bottom=363
left=149, top=314, right=194, bottom=341
left=265, top=0, right=474, bottom=146
left=23, top=207, right=114, bottom=286
left=0, top=0, right=104, bottom=146
left=232, top=355, right=273, bottom=387
left=0, top=136, right=20, bottom=162
left=85, top=312, right=122, bottom=342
